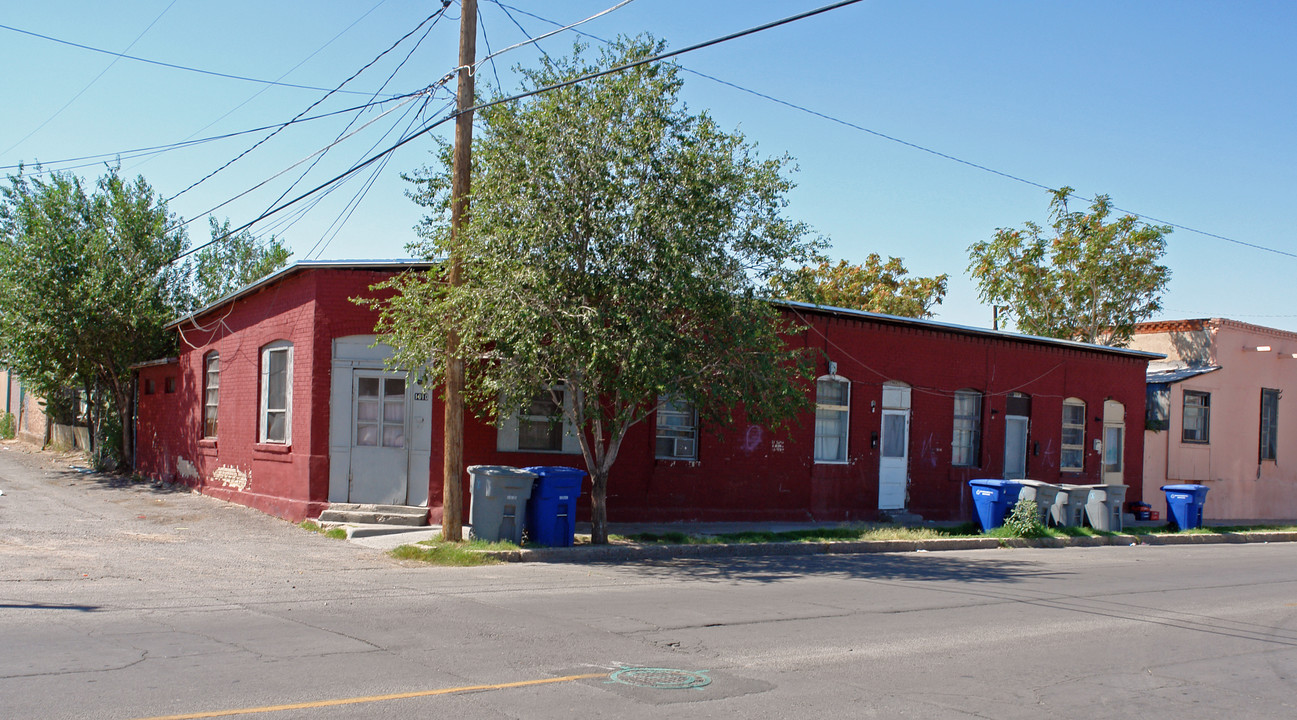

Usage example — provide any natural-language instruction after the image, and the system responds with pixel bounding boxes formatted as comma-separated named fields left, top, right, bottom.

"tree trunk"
left=590, top=469, right=609, bottom=545
left=116, top=384, right=134, bottom=469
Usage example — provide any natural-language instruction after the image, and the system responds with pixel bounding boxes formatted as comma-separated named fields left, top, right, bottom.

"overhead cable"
left=171, top=0, right=869, bottom=264
left=166, top=2, right=452, bottom=202
left=0, top=21, right=399, bottom=98
left=489, top=0, right=1295, bottom=261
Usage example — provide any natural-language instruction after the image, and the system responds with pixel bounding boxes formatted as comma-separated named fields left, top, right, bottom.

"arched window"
left=1061, top=398, right=1086, bottom=472
left=203, top=351, right=219, bottom=438
left=951, top=389, right=981, bottom=467
left=814, top=375, right=850, bottom=463
left=260, top=341, right=293, bottom=444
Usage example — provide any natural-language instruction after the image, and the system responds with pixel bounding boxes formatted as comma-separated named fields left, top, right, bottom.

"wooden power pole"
left=442, top=0, right=477, bottom=542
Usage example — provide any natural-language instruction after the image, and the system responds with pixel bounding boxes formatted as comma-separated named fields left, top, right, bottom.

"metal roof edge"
left=129, top=357, right=179, bottom=370
left=769, top=299, right=1166, bottom=360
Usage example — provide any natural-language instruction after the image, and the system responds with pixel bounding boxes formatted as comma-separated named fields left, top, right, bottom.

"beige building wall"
left=1132, top=319, right=1297, bottom=521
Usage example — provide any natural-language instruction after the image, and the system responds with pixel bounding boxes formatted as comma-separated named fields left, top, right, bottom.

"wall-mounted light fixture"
left=1246, top=345, right=1273, bottom=352
left=828, top=361, right=838, bottom=375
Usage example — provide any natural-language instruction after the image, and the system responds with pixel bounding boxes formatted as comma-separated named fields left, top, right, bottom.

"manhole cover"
left=607, top=667, right=712, bottom=690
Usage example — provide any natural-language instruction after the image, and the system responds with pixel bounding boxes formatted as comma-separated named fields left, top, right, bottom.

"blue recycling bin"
left=523, top=466, right=587, bottom=547
left=968, top=479, right=1023, bottom=532
left=1161, top=484, right=1209, bottom=530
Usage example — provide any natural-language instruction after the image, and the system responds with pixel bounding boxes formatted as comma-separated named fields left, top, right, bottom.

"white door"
left=1004, top=416, right=1028, bottom=480
left=878, top=409, right=909, bottom=509
left=1102, top=400, right=1125, bottom=485
left=348, top=371, right=409, bottom=504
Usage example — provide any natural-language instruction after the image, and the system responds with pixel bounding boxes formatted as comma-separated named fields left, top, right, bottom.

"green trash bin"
left=467, top=466, right=536, bottom=544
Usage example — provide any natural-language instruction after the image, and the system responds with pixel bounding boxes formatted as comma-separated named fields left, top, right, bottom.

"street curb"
left=465, top=530, right=1297, bottom=564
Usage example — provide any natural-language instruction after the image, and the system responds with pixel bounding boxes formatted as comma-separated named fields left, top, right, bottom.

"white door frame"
left=327, top=336, right=432, bottom=506
left=1003, top=415, right=1029, bottom=480
left=1102, top=400, right=1125, bottom=485
left=878, top=382, right=911, bottom=510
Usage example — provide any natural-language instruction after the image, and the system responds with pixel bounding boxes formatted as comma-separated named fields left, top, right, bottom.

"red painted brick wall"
left=446, top=309, right=1150, bottom=524
left=137, top=266, right=1151, bottom=526
left=135, top=267, right=404, bottom=522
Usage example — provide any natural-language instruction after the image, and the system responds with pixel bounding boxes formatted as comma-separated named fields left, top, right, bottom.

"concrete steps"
left=317, top=503, right=429, bottom=526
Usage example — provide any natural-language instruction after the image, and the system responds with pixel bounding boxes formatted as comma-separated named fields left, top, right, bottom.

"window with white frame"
left=518, top=389, right=564, bottom=451
left=814, top=376, right=850, bottom=463
left=1182, top=391, right=1210, bottom=444
left=260, top=341, right=292, bottom=444
left=1061, top=399, right=1086, bottom=472
left=656, top=396, right=698, bottom=460
left=203, top=352, right=219, bottom=438
left=951, top=390, right=981, bottom=466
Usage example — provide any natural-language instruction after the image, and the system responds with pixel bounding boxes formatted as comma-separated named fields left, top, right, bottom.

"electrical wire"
left=492, top=1, right=553, bottom=64
left=0, top=93, right=423, bottom=175
left=173, top=89, right=432, bottom=230
left=0, top=20, right=397, bottom=98
left=171, top=0, right=869, bottom=264
left=260, top=5, right=449, bottom=223
left=154, top=0, right=393, bottom=165
left=305, top=96, right=456, bottom=260
left=488, top=0, right=1295, bottom=263
left=165, top=3, right=452, bottom=203
left=474, top=0, right=636, bottom=70
left=1, top=1, right=179, bottom=157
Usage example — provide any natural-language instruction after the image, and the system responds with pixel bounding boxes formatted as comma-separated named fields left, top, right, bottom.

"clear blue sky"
left=3, top=1, right=1294, bottom=332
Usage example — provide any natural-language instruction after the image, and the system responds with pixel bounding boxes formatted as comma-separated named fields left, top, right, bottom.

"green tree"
left=771, top=254, right=948, bottom=318
left=0, top=167, right=189, bottom=466
left=370, top=37, right=819, bottom=544
left=184, top=217, right=291, bottom=308
left=967, top=187, right=1171, bottom=346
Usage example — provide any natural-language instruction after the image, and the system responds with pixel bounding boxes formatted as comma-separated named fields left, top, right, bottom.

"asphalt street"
left=1, top=442, right=1295, bottom=719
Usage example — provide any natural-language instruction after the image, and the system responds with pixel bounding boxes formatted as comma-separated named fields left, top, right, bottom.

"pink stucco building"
left=1131, top=319, right=1297, bottom=521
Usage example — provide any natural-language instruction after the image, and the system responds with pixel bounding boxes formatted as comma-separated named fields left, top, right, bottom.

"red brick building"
left=134, top=261, right=1159, bottom=524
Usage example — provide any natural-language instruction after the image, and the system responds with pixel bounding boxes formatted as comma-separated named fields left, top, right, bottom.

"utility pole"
left=442, top=0, right=476, bottom=542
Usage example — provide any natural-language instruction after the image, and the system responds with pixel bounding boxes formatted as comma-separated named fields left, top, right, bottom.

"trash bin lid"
left=968, top=479, right=1021, bottom=488
left=468, top=465, right=537, bottom=479
left=523, top=465, right=588, bottom=479
left=1160, top=484, right=1206, bottom=492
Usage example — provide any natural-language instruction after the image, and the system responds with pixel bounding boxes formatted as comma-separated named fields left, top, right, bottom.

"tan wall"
left=1135, top=321, right=1297, bottom=520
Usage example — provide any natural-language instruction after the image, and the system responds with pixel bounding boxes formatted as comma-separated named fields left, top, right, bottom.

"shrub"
left=1002, top=497, right=1047, bottom=538
left=0, top=412, right=15, bottom=439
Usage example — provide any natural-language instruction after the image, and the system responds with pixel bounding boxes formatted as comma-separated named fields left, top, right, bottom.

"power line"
left=1, top=1, right=179, bottom=157
left=488, top=1, right=1295, bottom=263
left=173, top=0, right=870, bottom=265
left=153, top=0, right=394, bottom=165
left=0, top=21, right=398, bottom=98
left=260, top=4, right=449, bottom=222
left=475, top=0, right=637, bottom=70
left=0, top=93, right=424, bottom=174
left=166, top=4, right=452, bottom=203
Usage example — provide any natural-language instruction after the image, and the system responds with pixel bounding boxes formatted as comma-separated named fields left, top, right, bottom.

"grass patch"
left=1125, top=523, right=1297, bottom=535
left=616, top=523, right=985, bottom=545
left=298, top=520, right=348, bottom=540
left=389, top=539, right=519, bottom=566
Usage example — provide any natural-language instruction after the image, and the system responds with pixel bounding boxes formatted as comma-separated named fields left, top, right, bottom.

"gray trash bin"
left=1084, top=484, right=1128, bottom=532
left=1051, top=484, right=1090, bottom=527
left=1017, top=480, right=1061, bottom=525
left=467, top=466, right=536, bottom=544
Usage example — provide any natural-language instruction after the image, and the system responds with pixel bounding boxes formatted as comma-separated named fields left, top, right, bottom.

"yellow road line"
left=129, top=672, right=608, bottom=720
